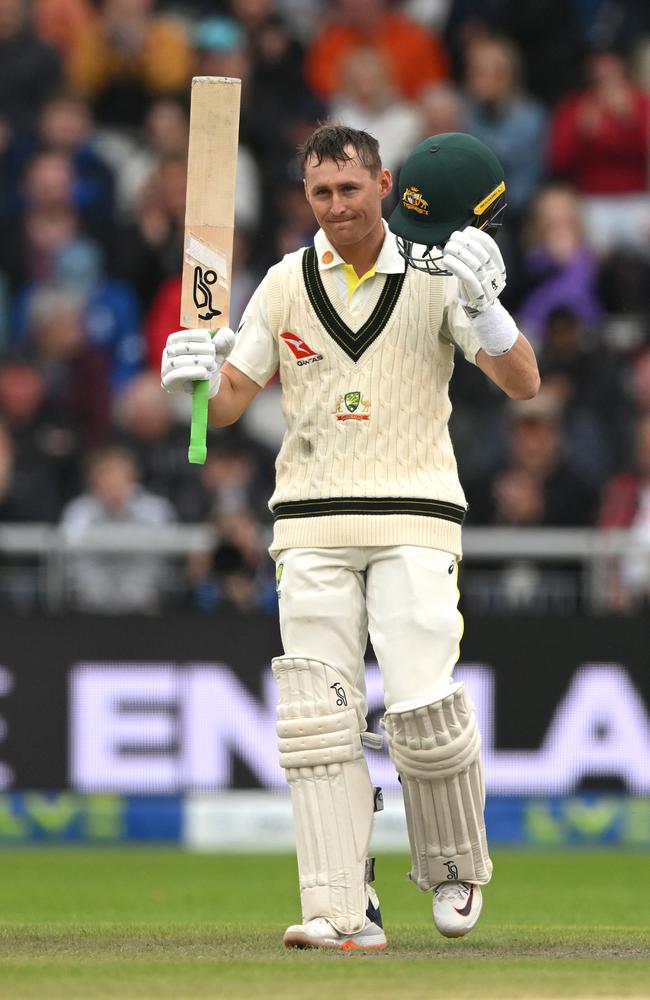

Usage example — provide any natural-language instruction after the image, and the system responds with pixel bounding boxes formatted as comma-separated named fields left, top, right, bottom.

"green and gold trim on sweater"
left=272, top=496, right=466, bottom=526
left=302, top=246, right=407, bottom=362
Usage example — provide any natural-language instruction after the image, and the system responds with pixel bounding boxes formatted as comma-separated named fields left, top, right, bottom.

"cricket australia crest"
left=402, top=186, right=429, bottom=216
left=335, top=391, right=371, bottom=421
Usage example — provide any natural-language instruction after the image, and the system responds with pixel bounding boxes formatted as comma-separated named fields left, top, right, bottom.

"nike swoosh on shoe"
left=454, top=885, right=474, bottom=916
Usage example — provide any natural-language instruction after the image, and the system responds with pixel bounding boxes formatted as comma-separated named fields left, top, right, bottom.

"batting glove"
left=440, top=227, right=506, bottom=314
left=161, top=327, right=236, bottom=398
left=441, top=227, right=517, bottom=355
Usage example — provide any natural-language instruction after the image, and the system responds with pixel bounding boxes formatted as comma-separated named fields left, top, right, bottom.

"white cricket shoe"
left=283, top=888, right=387, bottom=951
left=432, top=881, right=482, bottom=938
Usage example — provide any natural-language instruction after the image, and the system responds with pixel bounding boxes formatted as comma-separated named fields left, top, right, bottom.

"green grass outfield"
left=0, top=849, right=648, bottom=1000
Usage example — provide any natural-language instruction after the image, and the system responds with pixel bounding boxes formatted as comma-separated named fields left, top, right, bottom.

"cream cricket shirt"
left=227, top=223, right=482, bottom=557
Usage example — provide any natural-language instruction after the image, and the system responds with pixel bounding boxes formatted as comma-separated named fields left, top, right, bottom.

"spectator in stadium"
left=192, top=11, right=264, bottom=168
left=0, top=354, right=82, bottom=507
left=537, top=307, right=626, bottom=484
left=0, top=148, right=115, bottom=295
left=629, top=351, right=650, bottom=419
left=599, top=413, right=650, bottom=530
left=11, top=235, right=144, bottom=391
left=66, top=0, right=193, bottom=128
left=598, top=413, right=650, bottom=607
left=54, top=240, right=144, bottom=389
left=0, top=415, right=60, bottom=521
left=0, top=0, right=62, bottom=136
left=466, top=391, right=599, bottom=527
left=33, top=0, right=93, bottom=57
left=0, top=113, right=21, bottom=223
left=511, top=184, right=603, bottom=347
left=193, top=14, right=250, bottom=84
left=197, top=432, right=274, bottom=528
left=229, top=0, right=277, bottom=33
left=112, top=371, right=206, bottom=522
left=113, top=153, right=187, bottom=307
left=417, top=82, right=468, bottom=138
left=24, top=285, right=111, bottom=446
left=36, top=93, right=116, bottom=229
left=61, top=444, right=177, bottom=612
left=272, top=179, right=318, bottom=258
left=185, top=427, right=276, bottom=611
left=328, top=48, right=421, bottom=176
left=0, top=356, right=46, bottom=441
left=548, top=47, right=650, bottom=251
left=444, top=0, right=583, bottom=106
left=615, top=350, right=650, bottom=468
left=0, top=273, right=8, bottom=349
left=597, top=244, right=650, bottom=325
left=305, top=0, right=450, bottom=102
left=2, top=100, right=120, bottom=292
left=463, top=35, right=547, bottom=218
left=97, top=95, right=190, bottom=220
left=189, top=505, right=276, bottom=613
left=19, top=146, right=76, bottom=216
left=231, top=0, right=309, bottom=113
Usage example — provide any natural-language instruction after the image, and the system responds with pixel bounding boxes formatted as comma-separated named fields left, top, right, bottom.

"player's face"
left=303, top=150, right=392, bottom=249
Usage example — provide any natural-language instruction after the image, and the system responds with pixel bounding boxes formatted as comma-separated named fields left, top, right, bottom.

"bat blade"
left=181, top=76, right=240, bottom=465
left=181, top=75, right=241, bottom=330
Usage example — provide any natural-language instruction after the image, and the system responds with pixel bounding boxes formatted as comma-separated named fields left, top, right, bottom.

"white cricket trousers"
left=274, top=545, right=463, bottom=720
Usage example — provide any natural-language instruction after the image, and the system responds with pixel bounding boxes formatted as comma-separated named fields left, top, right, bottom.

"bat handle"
left=188, top=379, right=210, bottom=464
left=188, top=327, right=218, bottom=464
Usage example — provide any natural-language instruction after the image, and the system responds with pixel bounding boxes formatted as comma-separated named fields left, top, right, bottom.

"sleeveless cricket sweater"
left=262, top=247, right=473, bottom=557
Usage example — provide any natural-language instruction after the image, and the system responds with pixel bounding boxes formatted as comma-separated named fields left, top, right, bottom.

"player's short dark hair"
left=299, top=124, right=382, bottom=176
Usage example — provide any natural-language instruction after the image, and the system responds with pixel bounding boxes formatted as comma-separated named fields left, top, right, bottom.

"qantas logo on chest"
left=280, top=332, right=323, bottom=366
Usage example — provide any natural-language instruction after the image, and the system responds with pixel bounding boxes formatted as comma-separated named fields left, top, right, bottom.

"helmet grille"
left=396, top=193, right=507, bottom=275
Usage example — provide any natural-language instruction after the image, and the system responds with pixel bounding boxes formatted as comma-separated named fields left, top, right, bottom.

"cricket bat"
left=181, top=76, right=241, bottom=464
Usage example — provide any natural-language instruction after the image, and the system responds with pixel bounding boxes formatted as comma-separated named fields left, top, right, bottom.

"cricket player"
left=161, top=127, right=539, bottom=950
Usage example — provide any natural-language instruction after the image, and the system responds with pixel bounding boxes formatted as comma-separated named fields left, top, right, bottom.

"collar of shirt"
left=313, top=219, right=405, bottom=276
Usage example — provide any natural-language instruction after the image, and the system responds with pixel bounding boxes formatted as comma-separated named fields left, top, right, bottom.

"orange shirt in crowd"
left=34, top=0, right=94, bottom=54
left=305, top=11, right=450, bottom=102
left=67, top=17, right=193, bottom=98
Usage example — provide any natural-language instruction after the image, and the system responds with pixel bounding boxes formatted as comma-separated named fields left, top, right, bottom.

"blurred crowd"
left=2, top=0, right=650, bottom=612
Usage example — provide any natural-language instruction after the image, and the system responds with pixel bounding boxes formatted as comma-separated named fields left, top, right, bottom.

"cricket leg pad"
left=273, top=656, right=376, bottom=934
left=384, top=683, right=492, bottom=889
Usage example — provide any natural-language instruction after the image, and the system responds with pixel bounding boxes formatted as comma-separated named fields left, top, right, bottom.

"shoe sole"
left=436, top=924, right=476, bottom=939
left=284, top=931, right=387, bottom=951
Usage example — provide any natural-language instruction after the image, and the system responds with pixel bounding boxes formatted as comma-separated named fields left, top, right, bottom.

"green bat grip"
left=187, top=328, right=218, bottom=465
left=188, top=378, right=211, bottom=464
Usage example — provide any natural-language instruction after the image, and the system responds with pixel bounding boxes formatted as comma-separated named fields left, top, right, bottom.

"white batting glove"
left=441, top=227, right=517, bottom=355
left=440, top=226, right=506, bottom=315
left=161, top=327, right=235, bottom=398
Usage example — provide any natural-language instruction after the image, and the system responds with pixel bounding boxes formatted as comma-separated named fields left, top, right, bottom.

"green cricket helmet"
left=388, top=132, right=507, bottom=275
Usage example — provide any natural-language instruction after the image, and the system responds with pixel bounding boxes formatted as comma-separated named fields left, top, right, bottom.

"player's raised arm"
left=208, top=361, right=261, bottom=426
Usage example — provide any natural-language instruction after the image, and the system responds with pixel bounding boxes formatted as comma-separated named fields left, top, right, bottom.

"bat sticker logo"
left=193, top=265, right=222, bottom=321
